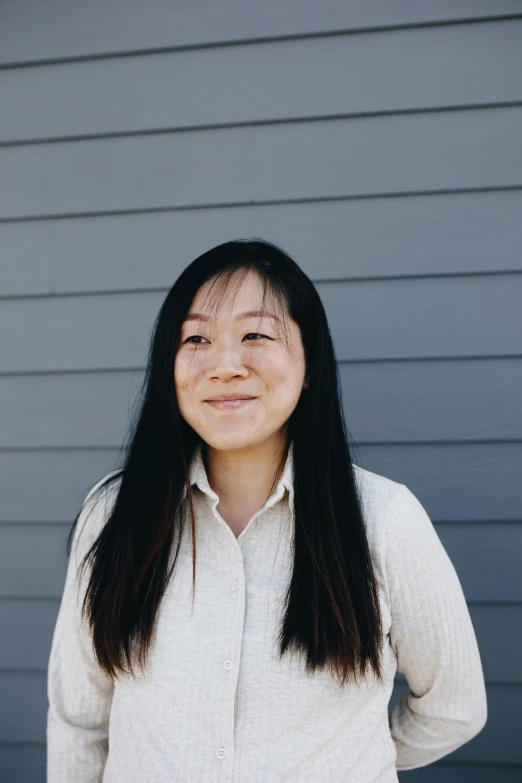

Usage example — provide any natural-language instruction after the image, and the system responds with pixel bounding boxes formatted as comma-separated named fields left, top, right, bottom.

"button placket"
left=214, top=557, right=244, bottom=766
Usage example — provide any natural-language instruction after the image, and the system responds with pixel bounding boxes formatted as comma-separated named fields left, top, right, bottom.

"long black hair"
left=67, top=238, right=384, bottom=688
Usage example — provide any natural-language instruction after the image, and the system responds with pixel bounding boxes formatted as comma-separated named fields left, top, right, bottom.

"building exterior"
left=1, top=3, right=521, bottom=781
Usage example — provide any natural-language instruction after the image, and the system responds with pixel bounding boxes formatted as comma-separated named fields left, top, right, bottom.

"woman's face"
left=174, top=271, right=307, bottom=453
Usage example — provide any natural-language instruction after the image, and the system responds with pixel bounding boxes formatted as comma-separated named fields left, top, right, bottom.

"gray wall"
left=1, top=3, right=521, bottom=781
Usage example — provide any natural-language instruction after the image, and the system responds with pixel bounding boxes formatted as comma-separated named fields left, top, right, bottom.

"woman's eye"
left=243, top=333, right=268, bottom=341
left=184, top=335, right=208, bottom=344
left=183, top=333, right=269, bottom=345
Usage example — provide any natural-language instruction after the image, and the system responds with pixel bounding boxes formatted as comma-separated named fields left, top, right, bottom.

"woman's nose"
left=205, top=344, right=249, bottom=379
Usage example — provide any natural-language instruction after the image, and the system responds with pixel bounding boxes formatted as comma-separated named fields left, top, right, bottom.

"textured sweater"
left=46, top=442, right=487, bottom=781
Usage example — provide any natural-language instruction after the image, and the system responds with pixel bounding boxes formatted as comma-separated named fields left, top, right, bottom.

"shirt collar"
left=184, top=441, right=295, bottom=512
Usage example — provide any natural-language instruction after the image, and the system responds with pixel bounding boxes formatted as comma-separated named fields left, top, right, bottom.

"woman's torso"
left=102, top=462, right=401, bottom=783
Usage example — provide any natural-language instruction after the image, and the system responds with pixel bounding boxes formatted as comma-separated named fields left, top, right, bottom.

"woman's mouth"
left=204, top=398, right=256, bottom=409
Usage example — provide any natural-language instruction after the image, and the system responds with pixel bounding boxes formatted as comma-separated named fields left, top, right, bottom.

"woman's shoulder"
left=73, top=469, right=123, bottom=566
left=83, top=469, right=122, bottom=503
left=352, top=463, right=434, bottom=551
left=352, top=463, right=406, bottom=545
left=352, top=463, right=403, bottom=512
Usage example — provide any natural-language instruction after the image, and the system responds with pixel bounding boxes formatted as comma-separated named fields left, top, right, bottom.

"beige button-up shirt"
left=47, top=442, right=487, bottom=782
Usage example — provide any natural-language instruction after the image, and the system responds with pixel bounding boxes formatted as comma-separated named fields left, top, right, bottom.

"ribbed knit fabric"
left=47, top=442, right=487, bottom=782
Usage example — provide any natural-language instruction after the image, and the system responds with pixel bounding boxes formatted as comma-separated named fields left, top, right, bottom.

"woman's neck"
left=202, top=435, right=289, bottom=536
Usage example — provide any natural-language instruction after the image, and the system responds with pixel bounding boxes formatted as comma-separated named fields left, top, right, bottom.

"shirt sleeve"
left=46, top=475, right=118, bottom=783
left=384, top=483, right=488, bottom=770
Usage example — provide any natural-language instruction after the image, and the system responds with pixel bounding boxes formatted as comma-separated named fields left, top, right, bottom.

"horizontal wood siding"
left=2, top=107, right=522, bottom=218
left=1, top=191, right=522, bottom=297
left=1, top=275, right=521, bottom=372
left=1, top=20, right=522, bottom=143
left=0, top=4, right=520, bottom=781
left=1, top=359, right=521, bottom=448
left=0, top=1, right=520, bottom=65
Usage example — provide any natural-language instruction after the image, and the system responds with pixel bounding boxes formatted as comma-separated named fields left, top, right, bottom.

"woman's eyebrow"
left=184, top=310, right=281, bottom=323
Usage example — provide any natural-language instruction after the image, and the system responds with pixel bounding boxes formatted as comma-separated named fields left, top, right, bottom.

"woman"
left=47, top=239, right=487, bottom=782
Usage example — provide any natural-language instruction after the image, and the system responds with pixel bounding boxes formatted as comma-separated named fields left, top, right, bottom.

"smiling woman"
left=47, top=238, right=487, bottom=783
left=174, top=267, right=308, bottom=533
left=174, top=270, right=310, bottom=538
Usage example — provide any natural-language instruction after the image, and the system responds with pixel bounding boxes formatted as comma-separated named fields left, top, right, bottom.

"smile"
left=204, top=399, right=256, bottom=409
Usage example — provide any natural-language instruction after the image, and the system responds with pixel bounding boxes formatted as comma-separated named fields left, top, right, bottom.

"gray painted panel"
left=339, top=359, right=522, bottom=444
left=357, top=442, right=522, bottom=522
left=0, top=290, right=158, bottom=373
left=1, top=443, right=520, bottom=523
left=457, top=605, right=522, bottom=685
left=0, top=525, right=70, bottom=597
left=2, top=21, right=522, bottom=142
left=0, top=450, right=122, bottom=522
left=0, top=598, right=59, bottom=669
left=398, top=766, right=522, bottom=783
left=0, top=522, right=519, bottom=601
left=0, top=671, right=46, bottom=743
left=0, top=745, right=46, bottom=783
left=390, top=682, right=522, bottom=765
left=2, top=190, right=521, bottom=297
left=0, top=371, right=136, bottom=448
left=1, top=675, right=517, bottom=763
left=2, top=599, right=519, bottom=683
left=1, top=0, right=519, bottom=65
left=319, top=273, right=522, bottom=362
left=1, top=275, right=521, bottom=373
left=435, top=525, right=522, bottom=603
left=2, top=107, right=522, bottom=219
left=1, top=358, right=521, bottom=449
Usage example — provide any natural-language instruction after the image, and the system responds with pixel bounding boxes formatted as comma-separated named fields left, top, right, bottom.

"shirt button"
left=232, top=580, right=239, bottom=591
left=224, top=659, right=231, bottom=670
left=216, top=747, right=226, bottom=759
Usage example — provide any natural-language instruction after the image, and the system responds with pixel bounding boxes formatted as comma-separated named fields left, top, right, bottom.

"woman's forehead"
left=189, top=273, right=283, bottom=321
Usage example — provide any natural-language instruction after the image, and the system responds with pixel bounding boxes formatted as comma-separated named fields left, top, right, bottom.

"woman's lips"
left=204, top=398, right=256, bottom=409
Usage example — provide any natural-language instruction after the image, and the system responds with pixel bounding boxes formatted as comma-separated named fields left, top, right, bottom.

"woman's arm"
left=46, top=476, right=117, bottom=782
left=384, top=483, right=488, bottom=770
